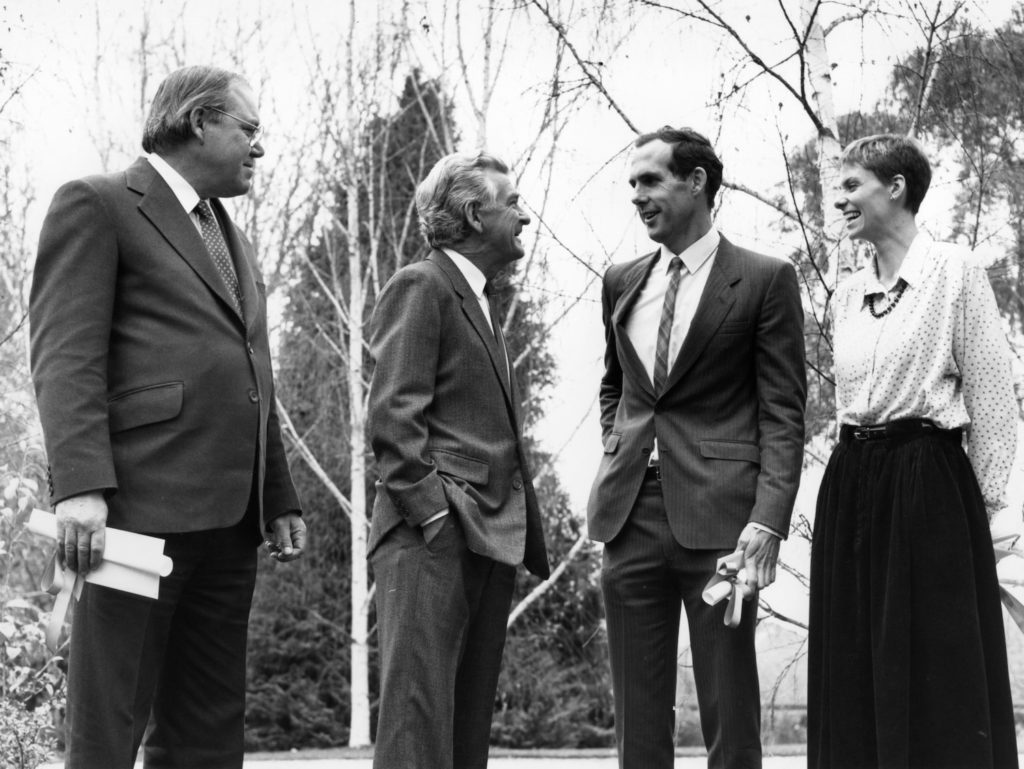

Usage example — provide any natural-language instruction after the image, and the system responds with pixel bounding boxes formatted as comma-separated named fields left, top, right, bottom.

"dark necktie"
left=653, top=256, right=683, bottom=394
left=194, top=200, right=243, bottom=316
left=484, top=284, right=511, bottom=393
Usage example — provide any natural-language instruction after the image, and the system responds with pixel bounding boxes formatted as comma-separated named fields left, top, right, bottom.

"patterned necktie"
left=194, top=200, right=243, bottom=316
left=653, top=256, right=683, bottom=394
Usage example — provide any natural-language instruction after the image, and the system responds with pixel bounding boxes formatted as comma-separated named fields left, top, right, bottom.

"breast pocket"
left=717, top=319, right=752, bottom=336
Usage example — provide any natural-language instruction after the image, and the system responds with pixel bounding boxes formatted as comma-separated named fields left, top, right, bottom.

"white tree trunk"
left=346, top=178, right=371, bottom=746
left=801, top=0, right=853, bottom=282
left=344, top=0, right=371, bottom=748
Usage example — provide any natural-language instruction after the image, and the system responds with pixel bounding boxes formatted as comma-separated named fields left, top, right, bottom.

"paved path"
left=42, top=753, right=807, bottom=768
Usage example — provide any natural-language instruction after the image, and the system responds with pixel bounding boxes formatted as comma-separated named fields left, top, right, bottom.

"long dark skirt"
left=808, top=426, right=1019, bottom=769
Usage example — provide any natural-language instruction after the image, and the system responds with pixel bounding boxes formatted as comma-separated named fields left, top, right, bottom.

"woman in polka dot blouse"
left=807, top=134, right=1019, bottom=769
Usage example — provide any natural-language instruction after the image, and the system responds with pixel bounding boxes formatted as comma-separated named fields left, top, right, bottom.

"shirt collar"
left=660, top=228, right=721, bottom=274
left=861, top=231, right=933, bottom=296
left=147, top=153, right=201, bottom=215
left=442, top=248, right=488, bottom=299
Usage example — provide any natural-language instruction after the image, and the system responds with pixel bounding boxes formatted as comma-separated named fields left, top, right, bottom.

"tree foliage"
left=894, top=7, right=1024, bottom=334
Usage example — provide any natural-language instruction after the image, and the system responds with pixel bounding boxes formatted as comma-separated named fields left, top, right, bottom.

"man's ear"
left=463, top=200, right=484, bottom=234
left=188, top=106, right=207, bottom=143
left=690, top=167, right=707, bottom=196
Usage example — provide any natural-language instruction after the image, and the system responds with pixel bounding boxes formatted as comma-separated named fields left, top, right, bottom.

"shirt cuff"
left=422, top=509, right=449, bottom=526
left=748, top=522, right=783, bottom=539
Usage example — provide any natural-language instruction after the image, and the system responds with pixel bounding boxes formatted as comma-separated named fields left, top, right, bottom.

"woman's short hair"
left=142, top=65, right=244, bottom=153
left=635, top=126, right=724, bottom=207
left=415, top=153, right=509, bottom=248
left=841, top=134, right=932, bottom=214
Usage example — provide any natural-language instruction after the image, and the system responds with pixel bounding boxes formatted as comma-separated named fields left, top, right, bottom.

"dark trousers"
left=601, top=475, right=762, bottom=769
left=371, top=515, right=516, bottom=769
left=64, top=516, right=259, bottom=769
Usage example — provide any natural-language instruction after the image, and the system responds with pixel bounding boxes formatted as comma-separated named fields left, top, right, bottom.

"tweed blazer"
left=367, top=250, right=549, bottom=577
left=30, top=157, right=300, bottom=534
left=587, top=235, right=806, bottom=548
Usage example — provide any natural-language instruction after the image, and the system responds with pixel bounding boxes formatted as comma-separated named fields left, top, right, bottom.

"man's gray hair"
left=415, top=152, right=509, bottom=248
left=142, top=65, right=245, bottom=153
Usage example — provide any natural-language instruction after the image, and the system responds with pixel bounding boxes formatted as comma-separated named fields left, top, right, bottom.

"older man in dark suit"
left=588, top=127, right=806, bottom=769
left=30, top=65, right=304, bottom=769
left=367, top=152, right=549, bottom=769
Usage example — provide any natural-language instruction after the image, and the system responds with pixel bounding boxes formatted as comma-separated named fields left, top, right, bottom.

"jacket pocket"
left=429, top=449, right=490, bottom=484
left=717, top=319, right=751, bottom=334
left=108, top=381, right=184, bottom=433
left=699, top=439, right=760, bottom=464
left=603, top=433, right=621, bottom=453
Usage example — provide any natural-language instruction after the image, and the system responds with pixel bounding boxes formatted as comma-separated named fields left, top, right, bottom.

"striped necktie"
left=653, top=256, right=683, bottom=394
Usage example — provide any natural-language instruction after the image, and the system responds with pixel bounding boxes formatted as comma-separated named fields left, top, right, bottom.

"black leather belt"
left=839, top=418, right=960, bottom=443
left=645, top=464, right=662, bottom=482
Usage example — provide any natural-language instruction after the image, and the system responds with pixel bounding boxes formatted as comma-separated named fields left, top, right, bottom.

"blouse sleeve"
left=954, top=262, right=1017, bottom=517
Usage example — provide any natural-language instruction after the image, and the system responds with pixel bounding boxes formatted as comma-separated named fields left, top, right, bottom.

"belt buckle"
left=648, top=462, right=662, bottom=481
left=852, top=425, right=886, bottom=440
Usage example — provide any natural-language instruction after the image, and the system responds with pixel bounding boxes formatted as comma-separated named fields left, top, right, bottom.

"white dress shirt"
left=443, top=248, right=493, bottom=331
left=147, top=153, right=204, bottom=232
left=833, top=233, right=1017, bottom=515
left=625, top=228, right=720, bottom=384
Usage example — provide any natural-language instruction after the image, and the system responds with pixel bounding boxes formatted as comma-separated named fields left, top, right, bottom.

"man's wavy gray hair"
left=415, top=152, right=509, bottom=248
left=142, top=65, right=245, bottom=154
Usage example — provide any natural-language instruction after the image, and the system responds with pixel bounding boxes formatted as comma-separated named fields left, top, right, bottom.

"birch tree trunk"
left=344, top=0, right=371, bottom=747
left=801, top=0, right=852, bottom=281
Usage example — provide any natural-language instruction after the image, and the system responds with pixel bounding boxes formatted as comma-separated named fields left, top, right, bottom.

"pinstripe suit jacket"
left=367, top=250, right=549, bottom=578
left=587, top=235, right=806, bottom=548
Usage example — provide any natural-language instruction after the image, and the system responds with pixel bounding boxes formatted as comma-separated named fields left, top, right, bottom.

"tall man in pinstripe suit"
left=588, top=127, right=806, bottom=769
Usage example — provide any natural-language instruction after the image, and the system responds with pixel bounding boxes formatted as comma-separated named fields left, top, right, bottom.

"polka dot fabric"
left=195, top=200, right=243, bottom=316
left=832, top=234, right=1017, bottom=516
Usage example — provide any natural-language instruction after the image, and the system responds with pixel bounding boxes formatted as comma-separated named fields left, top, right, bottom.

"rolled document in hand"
left=701, top=550, right=755, bottom=628
left=27, top=509, right=173, bottom=597
left=27, top=509, right=174, bottom=651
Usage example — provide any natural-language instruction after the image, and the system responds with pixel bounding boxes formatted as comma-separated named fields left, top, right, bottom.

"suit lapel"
left=661, top=236, right=740, bottom=393
left=429, top=251, right=516, bottom=412
left=612, top=253, right=659, bottom=397
left=128, top=158, right=245, bottom=329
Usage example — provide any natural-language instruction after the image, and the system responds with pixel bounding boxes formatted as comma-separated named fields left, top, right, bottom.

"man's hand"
left=736, top=523, right=780, bottom=590
left=265, top=513, right=306, bottom=562
left=55, top=491, right=108, bottom=575
left=422, top=512, right=448, bottom=544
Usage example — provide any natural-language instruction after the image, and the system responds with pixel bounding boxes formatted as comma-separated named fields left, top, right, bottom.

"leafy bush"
left=0, top=600, right=65, bottom=769
left=1, top=471, right=66, bottom=769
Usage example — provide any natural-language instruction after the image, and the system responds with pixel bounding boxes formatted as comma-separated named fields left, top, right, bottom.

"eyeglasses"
left=204, top=105, right=264, bottom=148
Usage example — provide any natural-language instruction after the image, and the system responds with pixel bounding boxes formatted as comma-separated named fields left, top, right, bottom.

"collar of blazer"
left=127, top=157, right=258, bottom=332
left=427, top=248, right=520, bottom=424
left=612, top=234, right=743, bottom=398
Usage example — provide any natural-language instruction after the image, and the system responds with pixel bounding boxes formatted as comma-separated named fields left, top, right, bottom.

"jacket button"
left=248, top=389, right=259, bottom=403
left=641, top=447, right=651, bottom=455
left=247, top=342, right=255, bottom=356
left=512, top=480, right=523, bottom=490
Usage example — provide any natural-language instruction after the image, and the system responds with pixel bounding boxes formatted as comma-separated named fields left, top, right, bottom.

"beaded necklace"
left=867, top=280, right=907, bottom=318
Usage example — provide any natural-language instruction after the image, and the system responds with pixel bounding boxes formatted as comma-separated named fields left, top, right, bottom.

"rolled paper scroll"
left=27, top=509, right=174, bottom=651
left=701, top=550, right=755, bottom=628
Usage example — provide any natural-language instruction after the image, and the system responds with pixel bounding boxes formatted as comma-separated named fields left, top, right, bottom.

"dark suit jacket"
left=30, top=157, right=300, bottom=534
left=587, top=235, right=806, bottom=549
left=367, top=250, right=549, bottom=578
